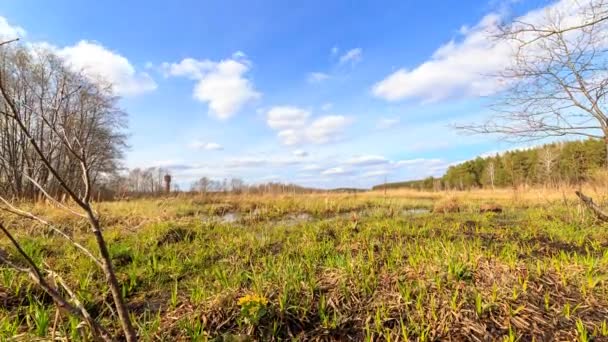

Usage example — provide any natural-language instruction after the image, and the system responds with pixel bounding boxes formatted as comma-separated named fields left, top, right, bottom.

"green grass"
left=1, top=193, right=608, bottom=340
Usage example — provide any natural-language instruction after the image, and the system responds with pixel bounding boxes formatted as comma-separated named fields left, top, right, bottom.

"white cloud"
left=194, top=60, right=260, bottom=119
left=57, top=40, right=157, bottom=96
left=266, top=106, right=310, bottom=129
left=302, top=164, right=323, bottom=171
left=148, top=153, right=307, bottom=179
left=331, top=46, right=339, bottom=56
left=0, top=17, right=155, bottom=97
left=162, top=54, right=261, bottom=119
left=189, top=141, right=224, bottom=151
left=372, top=0, right=595, bottom=103
left=307, top=115, right=352, bottom=144
left=362, top=169, right=390, bottom=178
left=162, top=58, right=215, bottom=79
left=266, top=106, right=352, bottom=145
left=152, top=159, right=191, bottom=169
left=4, top=20, right=156, bottom=98
left=321, top=167, right=350, bottom=175
left=0, top=16, right=26, bottom=40
left=376, top=117, right=400, bottom=130
left=225, top=157, right=267, bottom=168
left=204, top=143, right=223, bottom=150
left=225, top=156, right=303, bottom=168
left=372, top=13, right=508, bottom=102
left=293, top=150, right=308, bottom=157
left=345, top=155, right=389, bottom=167
left=277, top=129, right=301, bottom=145
left=339, top=48, right=363, bottom=65
left=139, top=151, right=453, bottom=189
left=307, top=72, right=330, bottom=83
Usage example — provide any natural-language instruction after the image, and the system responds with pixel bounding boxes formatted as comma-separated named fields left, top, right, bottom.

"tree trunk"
left=86, top=210, right=137, bottom=342
left=605, top=135, right=608, bottom=168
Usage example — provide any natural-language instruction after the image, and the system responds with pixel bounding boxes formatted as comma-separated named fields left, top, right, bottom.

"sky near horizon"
left=0, top=0, right=559, bottom=188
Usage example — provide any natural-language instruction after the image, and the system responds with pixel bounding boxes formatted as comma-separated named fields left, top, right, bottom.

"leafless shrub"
left=0, top=41, right=136, bottom=340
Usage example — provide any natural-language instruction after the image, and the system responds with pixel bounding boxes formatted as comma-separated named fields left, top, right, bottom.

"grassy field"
left=1, top=189, right=608, bottom=341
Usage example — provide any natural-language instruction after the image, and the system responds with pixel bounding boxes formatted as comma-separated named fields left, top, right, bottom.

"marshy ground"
left=1, top=189, right=608, bottom=341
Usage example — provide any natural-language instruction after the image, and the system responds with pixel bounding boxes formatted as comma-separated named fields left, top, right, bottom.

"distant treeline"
left=373, top=139, right=607, bottom=191
left=190, top=176, right=321, bottom=195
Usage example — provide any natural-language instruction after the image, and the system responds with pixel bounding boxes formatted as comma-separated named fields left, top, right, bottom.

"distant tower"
left=164, top=174, right=172, bottom=193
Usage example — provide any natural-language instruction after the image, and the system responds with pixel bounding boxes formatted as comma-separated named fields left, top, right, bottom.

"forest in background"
left=374, top=138, right=607, bottom=191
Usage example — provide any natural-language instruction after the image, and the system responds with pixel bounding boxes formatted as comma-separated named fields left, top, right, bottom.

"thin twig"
left=0, top=198, right=102, bottom=268
left=0, top=38, right=19, bottom=47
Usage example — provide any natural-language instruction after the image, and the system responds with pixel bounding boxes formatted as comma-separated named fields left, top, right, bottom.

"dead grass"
left=1, top=188, right=608, bottom=340
left=432, top=196, right=462, bottom=213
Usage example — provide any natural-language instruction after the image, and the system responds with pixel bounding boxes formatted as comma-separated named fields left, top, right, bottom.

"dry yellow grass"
left=372, top=185, right=608, bottom=206
left=2, top=187, right=608, bottom=340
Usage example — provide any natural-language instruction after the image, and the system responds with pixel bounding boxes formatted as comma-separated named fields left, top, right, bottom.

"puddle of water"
left=294, top=213, right=312, bottom=221
left=201, top=212, right=240, bottom=224
left=274, top=212, right=313, bottom=227
left=221, top=212, right=239, bottom=223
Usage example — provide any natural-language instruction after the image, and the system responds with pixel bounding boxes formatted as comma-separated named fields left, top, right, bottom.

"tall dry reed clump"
left=432, top=196, right=462, bottom=213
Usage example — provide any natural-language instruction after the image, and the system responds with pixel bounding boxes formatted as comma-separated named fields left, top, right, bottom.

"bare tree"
left=486, top=161, right=496, bottom=190
left=192, top=176, right=211, bottom=194
left=460, top=0, right=608, bottom=163
left=539, top=146, right=558, bottom=185
left=230, top=177, right=245, bottom=194
left=0, top=46, right=126, bottom=199
left=0, top=43, right=136, bottom=340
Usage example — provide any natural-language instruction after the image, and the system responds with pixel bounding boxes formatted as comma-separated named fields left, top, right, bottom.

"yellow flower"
left=238, top=293, right=268, bottom=306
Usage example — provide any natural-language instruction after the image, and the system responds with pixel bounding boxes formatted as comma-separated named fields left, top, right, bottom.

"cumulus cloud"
left=162, top=58, right=215, bottom=79
left=307, top=72, right=330, bottom=83
left=57, top=40, right=157, bottom=96
left=162, top=53, right=261, bottom=119
left=0, top=17, right=26, bottom=39
left=189, top=141, right=224, bottom=151
left=277, top=129, right=302, bottom=145
left=266, top=106, right=352, bottom=146
left=321, top=167, right=350, bottom=175
left=307, top=116, right=352, bottom=144
left=266, top=106, right=310, bottom=129
left=0, top=17, right=155, bottom=97
left=372, top=13, right=509, bottom=102
left=339, top=48, right=363, bottom=65
left=372, top=0, right=594, bottom=103
left=345, top=155, right=389, bottom=167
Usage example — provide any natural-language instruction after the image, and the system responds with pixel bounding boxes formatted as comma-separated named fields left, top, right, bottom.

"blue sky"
left=0, top=0, right=555, bottom=188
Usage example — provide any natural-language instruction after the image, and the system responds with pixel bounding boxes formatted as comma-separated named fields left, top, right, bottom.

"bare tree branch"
left=459, top=0, right=608, bottom=163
